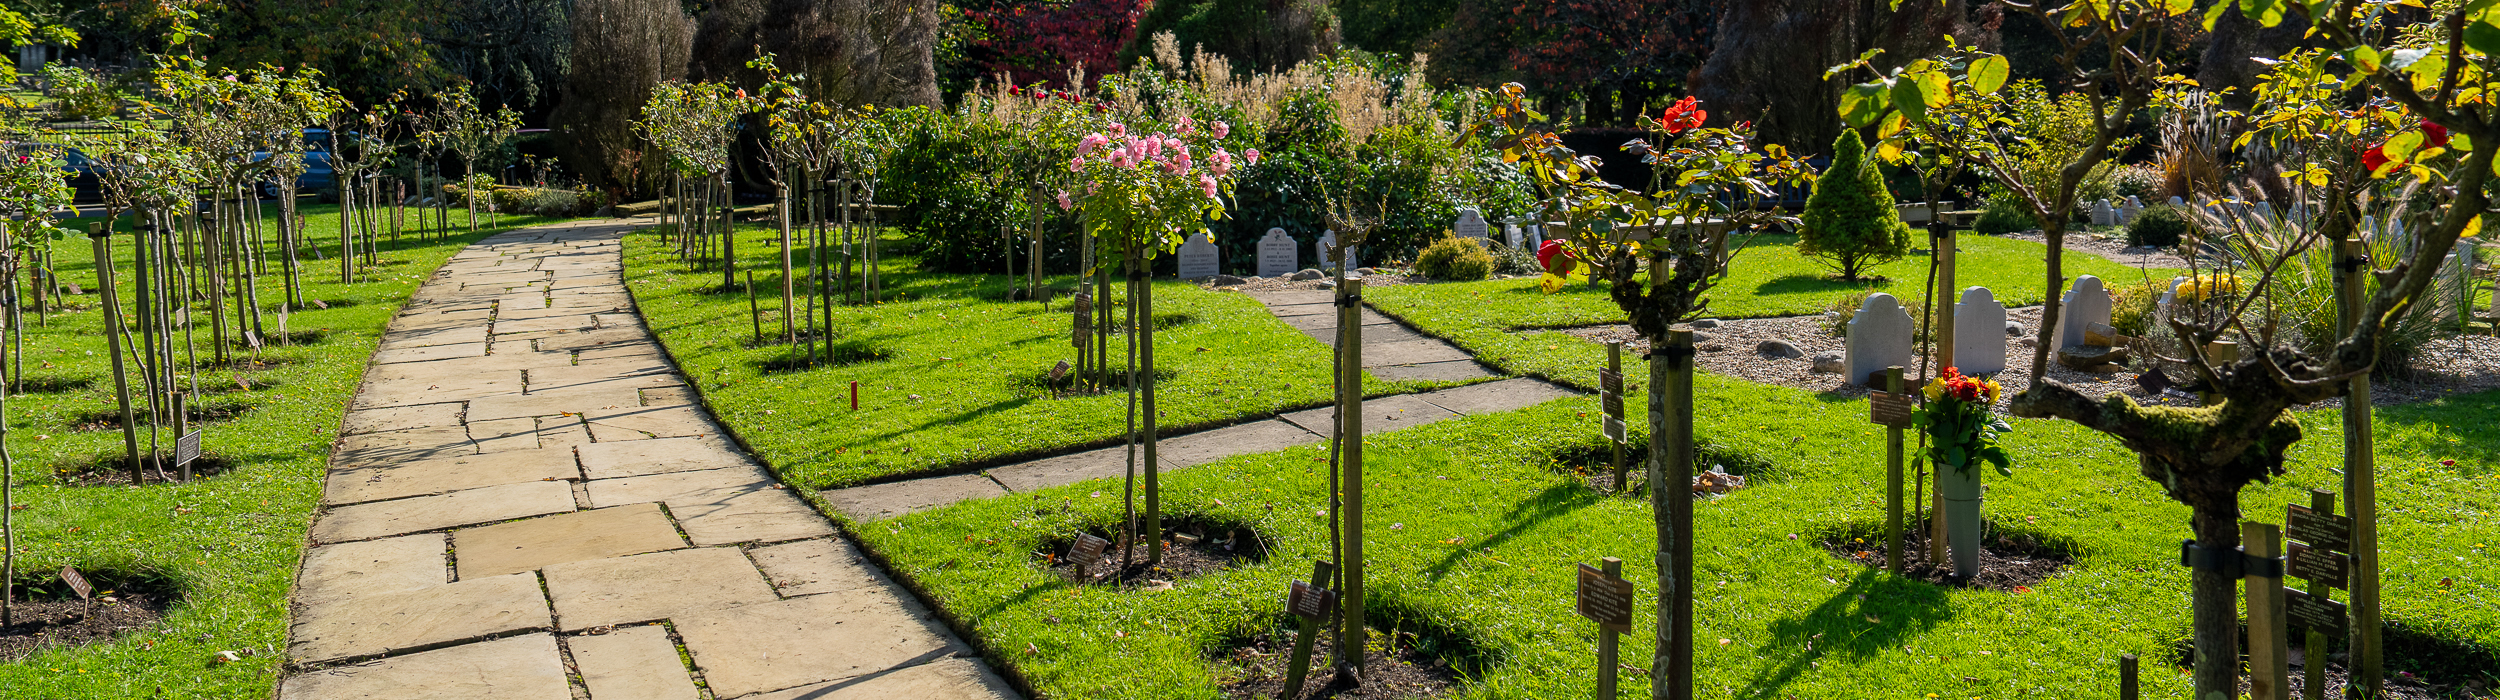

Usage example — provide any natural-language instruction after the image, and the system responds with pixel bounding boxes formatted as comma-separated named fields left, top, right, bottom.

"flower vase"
left=1941, top=464, right=1982, bottom=579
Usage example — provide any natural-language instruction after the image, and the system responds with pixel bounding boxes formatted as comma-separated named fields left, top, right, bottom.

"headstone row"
left=1842, top=287, right=2014, bottom=385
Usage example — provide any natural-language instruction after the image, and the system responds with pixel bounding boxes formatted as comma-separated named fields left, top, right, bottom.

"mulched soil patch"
left=71, top=400, right=256, bottom=432
left=1222, top=627, right=1459, bottom=700
left=1, top=574, right=176, bottom=662
left=1043, top=522, right=1269, bottom=587
left=52, top=453, right=238, bottom=487
left=2181, top=621, right=2500, bottom=700
left=1820, top=516, right=2076, bottom=591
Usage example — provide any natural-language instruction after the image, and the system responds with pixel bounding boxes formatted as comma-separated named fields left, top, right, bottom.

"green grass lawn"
left=1369, top=233, right=2181, bottom=389
left=857, top=373, right=2500, bottom=699
left=0, top=205, right=565, bottom=699
left=622, top=226, right=1474, bottom=490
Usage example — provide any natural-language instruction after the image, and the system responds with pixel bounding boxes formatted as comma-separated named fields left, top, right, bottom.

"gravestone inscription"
left=1176, top=232, right=1219, bottom=279
left=1256, top=228, right=1298, bottom=278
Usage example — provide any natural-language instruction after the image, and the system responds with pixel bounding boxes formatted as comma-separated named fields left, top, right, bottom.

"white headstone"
left=2049, top=275, right=2113, bottom=350
left=1526, top=225, right=1545, bottom=250
left=2121, top=196, right=2144, bottom=224
left=1176, top=232, right=1219, bottom=279
left=1952, top=287, right=2008, bottom=376
left=2091, top=200, right=2116, bottom=227
left=2156, top=275, right=2189, bottom=311
left=1256, top=228, right=1298, bottom=278
left=1455, top=208, right=1489, bottom=241
left=1316, top=230, right=1356, bottom=271
left=1845, top=293, right=1916, bottom=387
left=2169, top=196, right=2186, bottom=207
left=1505, top=223, right=1523, bottom=249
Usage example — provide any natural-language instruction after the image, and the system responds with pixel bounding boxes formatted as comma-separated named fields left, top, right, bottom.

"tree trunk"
left=1649, top=322, right=1694, bottom=700
left=779, top=181, right=795, bottom=343
left=2188, top=499, right=2242, bottom=700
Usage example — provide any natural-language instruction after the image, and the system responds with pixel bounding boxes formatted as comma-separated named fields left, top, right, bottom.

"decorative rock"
left=1756, top=339, right=1803, bottom=358
left=1256, top=228, right=1298, bottom=278
left=1843, top=293, right=1915, bottom=386
left=1176, top=232, right=1219, bottom=279
left=2169, top=196, right=2186, bottom=207
left=1454, top=208, right=1490, bottom=241
left=1952, top=286, right=2007, bottom=375
left=2048, top=275, right=2112, bottom=351
left=1211, top=274, right=1246, bottom=287
left=1290, top=269, right=1325, bottom=281
left=2056, top=344, right=2129, bottom=370
left=1692, top=318, right=1721, bottom=329
left=2006, top=321, right=2025, bottom=337
left=1810, top=352, right=1845, bottom=373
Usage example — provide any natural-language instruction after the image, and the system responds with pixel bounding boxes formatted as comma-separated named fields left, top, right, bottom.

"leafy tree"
left=1797, top=129, right=1911, bottom=281
left=1123, top=0, right=1333, bottom=74
left=1500, top=0, right=1717, bottom=126
left=960, top=0, right=1148, bottom=88
left=1338, top=0, right=1463, bottom=55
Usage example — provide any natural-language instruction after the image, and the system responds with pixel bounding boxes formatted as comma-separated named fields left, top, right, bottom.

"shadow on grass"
left=1424, top=479, right=1602, bottom=583
left=1736, top=567, right=1954, bottom=697
left=1754, top=273, right=1885, bottom=297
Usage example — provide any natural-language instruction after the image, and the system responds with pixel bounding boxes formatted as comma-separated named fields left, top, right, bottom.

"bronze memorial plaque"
left=2286, top=504, right=2353, bottom=552
left=1288, top=581, right=1338, bottom=621
left=2284, top=588, right=2348, bottom=636
left=1868, top=391, right=1914, bottom=429
left=2287, top=542, right=2349, bottom=590
left=1599, top=369, right=1623, bottom=397
left=60, top=565, right=92, bottom=600
left=1068, top=533, right=1111, bottom=569
left=1576, top=563, right=1633, bottom=633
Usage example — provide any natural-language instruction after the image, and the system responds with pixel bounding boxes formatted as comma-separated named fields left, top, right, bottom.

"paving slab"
left=279, top=633, right=571, bottom=700
left=675, top=593, right=963, bottom=699
left=289, top=572, right=552, bottom=664
left=637, top=385, right=698, bottom=406
left=467, top=417, right=543, bottom=453
left=748, top=538, right=891, bottom=597
left=372, top=342, right=488, bottom=365
left=577, top=436, right=749, bottom=479
left=535, top=415, right=592, bottom=450
left=1361, top=338, right=1476, bottom=367
left=496, top=314, right=599, bottom=334
left=454, top=503, right=686, bottom=578
left=584, top=466, right=775, bottom=508
left=746, top=657, right=1018, bottom=700
left=671, top=488, right=835, bottom=546
left=1416, top=377, right=1581, bottom=415
left=294, top=534, right=448, bottom=608
left=568, top=625, right=702, bottom=700
left=985, top=447, right=1127, bottom=493
left=324, top=449, right=579, bottom=505
left=582, top=404, right=716, bottom=441
left=378, top=325, right=491, bottom=350
left=1369, top=359, right=1498, bottom=383
left=333, top=426, right=477, bottom=467
left=467, top=387, right=645, bottom=420
left=313, top=480, right=577, bottom=543
left=1277, top=393, right=1463, bottom=436
left=1154, top=419, right=1323, bottom=469
left=821, top=474, right=1009, bottom=521
left=541, top=547, right=778, bottom=630
left=338, top=403, right=465, bottom=436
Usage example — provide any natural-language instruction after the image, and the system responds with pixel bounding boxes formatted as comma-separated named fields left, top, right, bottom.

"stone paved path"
left=823, top=285, right=1574, bottom=522
left=282, top=220, right=1017, bottom=700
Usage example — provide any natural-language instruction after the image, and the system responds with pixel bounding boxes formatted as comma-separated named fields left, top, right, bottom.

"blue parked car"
left=6, top=143, right=104, bottom=204
left=251, top=128, right=337, bottom=199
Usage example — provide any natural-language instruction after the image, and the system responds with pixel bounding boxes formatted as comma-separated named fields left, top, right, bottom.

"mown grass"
left=1370, top=233, right=2177, bottom=388
left=859, top=372, right=2500, bottom=699
left=0, top=204, right=565, bottom=699
left=622, top=226, right=1473, bottom=490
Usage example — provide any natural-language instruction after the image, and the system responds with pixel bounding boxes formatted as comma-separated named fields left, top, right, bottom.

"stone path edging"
left=821, top=284, right=1575, bottom=521
left=279, top=220, right=1017, bottom=700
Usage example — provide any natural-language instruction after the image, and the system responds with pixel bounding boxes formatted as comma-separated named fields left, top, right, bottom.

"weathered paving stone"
left=670, top=489, right=836, bottom=546
left=576, top=437, right=748, bottom=479
left=985, top=448, right=1126, bottom=493
left=1416, top=377, right=1581, bottom=415
left=585, top=466, right=773, bottom=507
left=467, top=387, right=644, bottom=421
left=534, top=415, right=591, bottom=450
left=1361, top=338, right=1475, bottom=367
left=744, top=657, right=1018, bottom=700
left=339, top=403, right=465, bottom=436
left=372, top=341, right=488, bottom=364
left=541, top=547, right=778, bottom=630
left=637, top=385, right=698, bottom=406
left=675, top=593, right=963, bottom=699
left=454, top=502, right=686, bottom=578
left=280, top=633, right=571, bottom=700
left=294, top=534, right=447, bottom=609
left=334, top=425, right=476, bottom=468
left=748, top=538, right=888, bottom=597
left=313, top=481, right=577, bottom=543
left=289, top=572, right=552, bottom=664
left=582, top=405, right=716, bottom=441
left=820, top=474, right=1009, bottom=521
left=1278, top=394, right=1462, bottom=436
left=467, top=417, right=542, bottom=453
left=567, top=624, right=701, bottom=700
left=495, top=314, right=598, bottom=335
left=1153, top=420, right=1324, bottom=470
left=324, top=449, right=579, bottom=505
left=1367, top=359, right=1497, bottom=383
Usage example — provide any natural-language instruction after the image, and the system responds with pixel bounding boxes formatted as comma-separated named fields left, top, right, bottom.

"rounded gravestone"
left=1844, top=293, right=1915, bottom=386
left=1952, top=286, right=2007, bottom=375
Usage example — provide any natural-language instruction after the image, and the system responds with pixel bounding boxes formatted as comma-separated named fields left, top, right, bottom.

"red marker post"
left=850, top=381, right=860, bottom=411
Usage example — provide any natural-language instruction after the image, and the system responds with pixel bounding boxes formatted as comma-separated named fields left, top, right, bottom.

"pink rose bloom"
left=1109, top=123, right=1127, bottom=137
left=1212, top=121, right=1231, bottom=139
left=1209, top=149, right=1233, bottom=177
left=1199, top=174, right=1219, bottom=198
left=1087, top=182, right=1100, bottom=194
left=1144, top=135, right=1164, bottom=157
left=1055, top=190, right=1074, bottom=211
left=1245, top=148, right=1263, bottom=166
left=1076, top=134, right=1108, bottom=156
left=1173, top=152, right=1192, bottom=173
left=1176, top=116, right=1195, bottom=134
left=1068, top=156, right=1086, bottom=173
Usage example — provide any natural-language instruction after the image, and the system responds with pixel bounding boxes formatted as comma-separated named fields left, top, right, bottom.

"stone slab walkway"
left=281, top=220, right=1017, bottom=700
left=1242, top=288, right=1496, bottom=383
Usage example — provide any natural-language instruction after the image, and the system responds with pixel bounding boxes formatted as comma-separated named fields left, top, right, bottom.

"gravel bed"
left=1198, top=269, right=1414, bottom=293
left=1556, top=307, right=2500, bottom=411
left=1992, top=229, right=2194, bottom=269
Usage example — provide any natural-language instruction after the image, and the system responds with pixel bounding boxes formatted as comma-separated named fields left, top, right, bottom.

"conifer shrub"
left=1414, top=232, right=1495, bottom=281
left=1798, top=130, right=1913, bottom=281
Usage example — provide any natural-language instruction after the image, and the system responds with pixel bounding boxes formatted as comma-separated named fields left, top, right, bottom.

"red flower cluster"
left=2362, top=121, right=2448, bottom=173
left=1655, top=96, right=1706, bottom=135
left=1006, top=84, right=1111, bottom=113
left=1923, top=367, right=2001, bottom=405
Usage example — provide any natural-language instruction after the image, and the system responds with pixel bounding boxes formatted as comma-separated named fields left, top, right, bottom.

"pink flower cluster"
left=1068, top=121, right=1259, bottom=200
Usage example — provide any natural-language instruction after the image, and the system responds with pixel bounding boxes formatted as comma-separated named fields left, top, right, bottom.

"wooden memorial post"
left=2286, top=490, right=2352, bottom=700
left=1651, top=326, right=1695, bottom=700
left=1601, top=342, right=1627, bottom=492
left=2334, top=240, right=2381, bottom=694
left=1282, top=559, right=1338, bottom=698
left=2201, top=341, right=2239, bottom=406
left=2244, top=521, right=2289, bottom=700
left=2120, top=653, right=2139, bottom=700
left=1335, top=277, right=1366, bottom=674
left=1577, top=557, right=1633, bottom=698
left=1873, top=366, right=1912, bottom=575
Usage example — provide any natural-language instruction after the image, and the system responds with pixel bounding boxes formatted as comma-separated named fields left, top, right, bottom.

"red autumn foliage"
left=962, top=0, right=1148, bottom=89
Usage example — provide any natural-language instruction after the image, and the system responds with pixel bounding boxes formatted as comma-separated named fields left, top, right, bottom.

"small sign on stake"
left=1067, top=533, right=1111, bottom=573
left=1576, top=562, right=1633, bottom=632
left=1598, top=368, right=1623, bottom=396
left=1601, top=391, right=1624, bottom=418
left=2286, top=542, right=2350, bottom=590
left=176, top=430, right=203, bottom=467
left=1603, top=415, right=1626, bottom=444
left=1287, top=580, right=1339, bottom=621
left=60, top=565, right=92, bottom=600
left=2286, top=504, right=2353, bottom=552
left=1868, top=390, right=1914, bottom=429
left=2284, top=588, right=2349, bottom=636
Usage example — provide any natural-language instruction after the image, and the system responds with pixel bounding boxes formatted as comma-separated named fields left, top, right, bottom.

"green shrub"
left=2126, top=204, right=2196, bottom=247
left=1490, top=243, right=1541, bottom=276
left=1414, top=233, right=1494, bottom=281
left=1972, top=193, right=2035, bottom=235
left=1797, top=130, right=1912, bottom=281
left=2112, top=164, right=2162, bottom=199
left=2108, top=277, right=2170, bottom=338
left=42, top=65, right=119, bottom=121
left=490, top=185, right=610, bottom=217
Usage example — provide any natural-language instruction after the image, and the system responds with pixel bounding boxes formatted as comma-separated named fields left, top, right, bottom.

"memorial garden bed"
left=621, top=224, right=1467, bottom=490
left=0, top=206, right=563, bottom=698
left=849, top=372, right=2500, bottom=698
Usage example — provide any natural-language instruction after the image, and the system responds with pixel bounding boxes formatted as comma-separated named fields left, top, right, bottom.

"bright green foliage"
left=2124, top=203, right=2195, bottom=247
left=1797, top=130, right=1912, bottom=281
left=1971, top=193, right=2034, bottom=235
left=1413, top=233, right=1494, bottom=281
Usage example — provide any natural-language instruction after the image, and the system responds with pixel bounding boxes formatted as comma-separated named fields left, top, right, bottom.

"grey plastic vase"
left=1941, top=465, right=1983, bottom=579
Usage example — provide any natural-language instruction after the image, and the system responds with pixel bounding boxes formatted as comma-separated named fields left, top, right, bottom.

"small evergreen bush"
left=1797, top=130, right=1912, bottom=281
left=2126, top=204, right=2196, bottom=247
left=1414, top=233, right=1494, bottom=281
